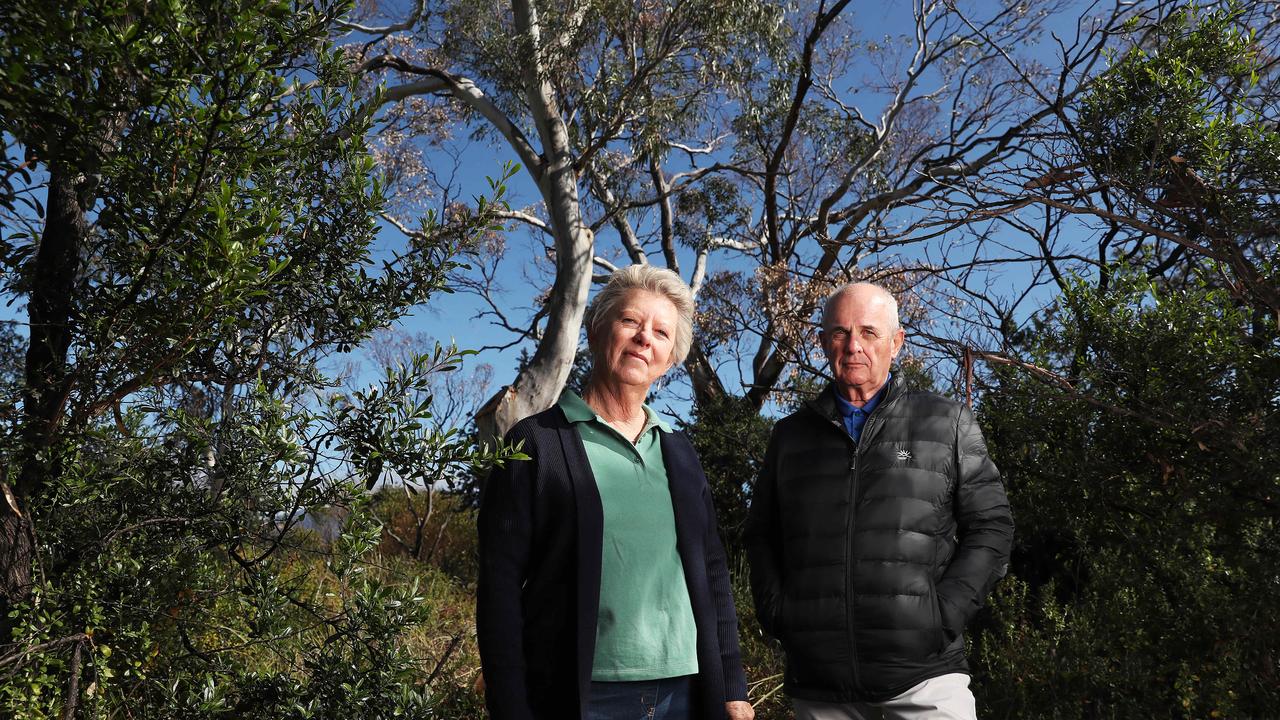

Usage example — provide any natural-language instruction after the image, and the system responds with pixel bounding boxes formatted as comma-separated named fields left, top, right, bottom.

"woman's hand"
left=725, top=700, right=755, bottom=720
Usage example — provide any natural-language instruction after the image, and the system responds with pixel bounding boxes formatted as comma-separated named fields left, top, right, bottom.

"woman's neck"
left=582, top=380, right=646, bottom=427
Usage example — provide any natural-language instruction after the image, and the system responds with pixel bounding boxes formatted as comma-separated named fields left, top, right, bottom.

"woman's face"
left=593, top=289, right=680, bottom=392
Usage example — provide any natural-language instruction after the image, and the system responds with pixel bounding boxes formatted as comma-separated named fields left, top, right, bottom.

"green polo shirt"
left=558, top=390, right=699, bottom=681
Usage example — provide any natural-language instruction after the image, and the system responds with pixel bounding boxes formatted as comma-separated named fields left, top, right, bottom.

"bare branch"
left=364, top=57, right=544, bottom=184
left=0, top=633, right=89, bottom=671
left=495, top=209, right=554, bottom=237
left=337, top=0, right=426, bottom=36
left=586, top=165, right=648, bottom=264
left=649, top=157, right=679, bottom=271
left=764, top=0, right=856, bottom=262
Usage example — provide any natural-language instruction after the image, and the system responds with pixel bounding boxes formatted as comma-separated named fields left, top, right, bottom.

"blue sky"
left=2, top=0, right=1110, bottom=428
left=359, top=0, right=1102, bottom=424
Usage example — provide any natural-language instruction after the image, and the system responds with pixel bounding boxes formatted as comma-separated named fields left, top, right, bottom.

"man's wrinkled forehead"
left=822, top=287, right=899, bottom=331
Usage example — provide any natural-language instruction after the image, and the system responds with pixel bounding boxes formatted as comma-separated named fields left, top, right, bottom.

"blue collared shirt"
left=834, top=373, right=891, bottom=442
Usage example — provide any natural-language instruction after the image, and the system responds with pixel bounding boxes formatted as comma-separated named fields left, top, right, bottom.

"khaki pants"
left=792, top=673, right=977, bottom=720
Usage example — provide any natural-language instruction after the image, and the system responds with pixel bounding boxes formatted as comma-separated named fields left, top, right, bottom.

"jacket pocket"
left=928, top=577, right=947, bottom=654
left=771, top=591, right=788, bottom=641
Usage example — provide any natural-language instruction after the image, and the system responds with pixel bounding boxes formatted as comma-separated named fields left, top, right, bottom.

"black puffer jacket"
left=745, top=377, right=1013, bottom=702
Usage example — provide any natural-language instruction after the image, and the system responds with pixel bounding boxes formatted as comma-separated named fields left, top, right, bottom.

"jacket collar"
left=808, top=373, right=902, bottom=424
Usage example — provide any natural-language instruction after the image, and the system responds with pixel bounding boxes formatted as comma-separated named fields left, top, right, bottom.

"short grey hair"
left=585, top=265, right=695, bottom=365
left=821, top=282, right=901, bottom=330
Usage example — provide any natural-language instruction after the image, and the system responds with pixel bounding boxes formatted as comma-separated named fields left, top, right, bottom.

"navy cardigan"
left=476, top=405, right=749, bottom=720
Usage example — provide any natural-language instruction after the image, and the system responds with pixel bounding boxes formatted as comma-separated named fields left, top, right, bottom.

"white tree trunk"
left=475, top=0, right=594, bottom=439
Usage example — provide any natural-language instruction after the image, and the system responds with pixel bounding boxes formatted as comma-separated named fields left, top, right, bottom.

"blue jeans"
left=586, top=675, right=694, bottom=720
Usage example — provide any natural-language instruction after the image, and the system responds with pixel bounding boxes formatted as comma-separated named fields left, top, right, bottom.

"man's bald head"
left=819, top=282, right=905, bottom=403
left=822, top=282, right=900, bottom=332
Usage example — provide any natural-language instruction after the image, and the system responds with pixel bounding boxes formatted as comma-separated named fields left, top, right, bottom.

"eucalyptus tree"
left=344, top=0, right=785, bottom=434
left=687, top=0, right=1100, bottom=405
left=345, top=0, right=1164, bottom=428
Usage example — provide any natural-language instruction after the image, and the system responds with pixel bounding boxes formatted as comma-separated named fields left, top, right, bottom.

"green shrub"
left=973, top=269, right=1279, bottom=717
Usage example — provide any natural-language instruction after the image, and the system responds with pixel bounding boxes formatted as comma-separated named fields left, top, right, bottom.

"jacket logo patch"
left=896, top=449, right=912, bottom=462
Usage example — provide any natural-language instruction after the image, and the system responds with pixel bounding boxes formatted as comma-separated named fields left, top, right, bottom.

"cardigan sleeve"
left=476, top=425, right=538, bottom=720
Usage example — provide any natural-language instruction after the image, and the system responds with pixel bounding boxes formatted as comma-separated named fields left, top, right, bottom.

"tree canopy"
left=1, top=0, right=516, bottom=715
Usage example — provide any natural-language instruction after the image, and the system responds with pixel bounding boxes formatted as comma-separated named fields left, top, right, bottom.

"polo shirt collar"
left=833, top=372, right=892, bottom=418
left=558, top=389, right=672, bottom=434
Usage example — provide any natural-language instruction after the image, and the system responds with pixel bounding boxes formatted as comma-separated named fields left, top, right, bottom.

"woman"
left=477, top=266, right=754, bottom=720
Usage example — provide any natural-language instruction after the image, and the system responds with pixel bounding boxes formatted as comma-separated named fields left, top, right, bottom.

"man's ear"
left=891, top=328, right=905, bottom=358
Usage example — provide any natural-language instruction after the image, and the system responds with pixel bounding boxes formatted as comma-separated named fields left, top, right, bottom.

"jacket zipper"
left=843, top=425, right=861, bottom=696
left=842, top=384, right=900, bottom=698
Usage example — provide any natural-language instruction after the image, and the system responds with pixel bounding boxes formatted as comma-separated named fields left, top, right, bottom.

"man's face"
left=820, top=288, right=905, bottom=402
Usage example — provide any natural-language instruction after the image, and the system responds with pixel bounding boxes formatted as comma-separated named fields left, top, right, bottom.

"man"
left=745, top=283, right=1013, bottom=720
